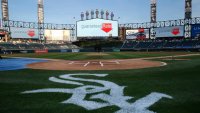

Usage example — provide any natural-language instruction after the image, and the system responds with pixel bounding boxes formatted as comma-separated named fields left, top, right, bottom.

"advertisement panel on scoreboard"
left=126, top=29, right=150, bottom=40
left=45, top=30, right=70, bottom=41
left=10, top=27, right=39, bottom=39
left=77, top=19, right=118, bottom=38
left=155, top=26, right=184, bottom=38
left=191, top=24, right=200, bottom=38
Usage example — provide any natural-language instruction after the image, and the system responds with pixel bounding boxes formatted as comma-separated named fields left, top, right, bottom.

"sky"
left=1, top=0, right=200, bottom=24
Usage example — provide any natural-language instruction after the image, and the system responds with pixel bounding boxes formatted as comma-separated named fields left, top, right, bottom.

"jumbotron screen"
left=45, top=30, right=71, bottom=41
left=77, top=19, right=118, bottom=38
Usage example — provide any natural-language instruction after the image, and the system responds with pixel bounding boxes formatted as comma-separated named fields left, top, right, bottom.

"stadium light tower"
left=1, top=0, right=10, bottom=42
left=150, top=0, right=157, bottom=23
left=185, top=0, right=192, bottom=19
left=1, top=0, right=9, bottom=30
left=184, top=0, right=192, bottom=38
left=38, top=0, right=44, bottom=42
left=1, top=0, right=9, bottom=21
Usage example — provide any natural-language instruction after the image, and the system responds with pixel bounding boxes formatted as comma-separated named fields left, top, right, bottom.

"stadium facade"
left=0, top=0, right=200, bottom=52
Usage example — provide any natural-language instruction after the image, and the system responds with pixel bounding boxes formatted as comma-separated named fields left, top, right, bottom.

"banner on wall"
left=126, top=29, right=150, bottom=40
left=35, top=49, right=48, bottom=54
left=155, top=26, right=184, bottom=38
left=10, top=27, right=39, bottom=39
left=191, top=24, right=200, bottom=38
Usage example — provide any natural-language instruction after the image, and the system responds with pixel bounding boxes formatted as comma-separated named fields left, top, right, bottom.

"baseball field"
left=0, top=52, right=200, bottom=113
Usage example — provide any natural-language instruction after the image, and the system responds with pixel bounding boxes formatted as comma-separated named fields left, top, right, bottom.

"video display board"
left=10, top=27, right=39, bottom=39
left=126, top=29, right=150, bottom=40
left=155, top=26, right=184, bottom=38
left=45, top=30, right=70, bottom=41
left=77, top=19, right=118, bottom=38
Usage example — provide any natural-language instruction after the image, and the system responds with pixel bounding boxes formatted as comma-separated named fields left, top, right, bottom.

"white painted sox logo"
left=22, top=73, right=173, bottom=113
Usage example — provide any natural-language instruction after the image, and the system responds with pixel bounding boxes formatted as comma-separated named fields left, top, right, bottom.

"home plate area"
left=68, top=61, right=120, bottom=67
left=27, top=59, right=166, bottom=70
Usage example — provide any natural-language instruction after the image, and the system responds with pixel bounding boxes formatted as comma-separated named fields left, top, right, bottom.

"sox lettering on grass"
left=22, top=73, right=172, bottom=113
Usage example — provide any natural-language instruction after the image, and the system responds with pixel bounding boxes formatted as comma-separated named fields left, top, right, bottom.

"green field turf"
left=0, top=52, right=200, bottom=113
left=5, top=52, right=199, bottom=60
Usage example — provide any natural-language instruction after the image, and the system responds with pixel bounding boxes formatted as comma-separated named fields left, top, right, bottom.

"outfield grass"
left=5, top=52, right=199, bottom=60
left=0, top=52, right=200, bottom=113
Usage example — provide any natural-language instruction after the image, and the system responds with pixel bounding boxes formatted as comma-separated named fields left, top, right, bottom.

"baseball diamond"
left=0, top=0, right=200, bottom=113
